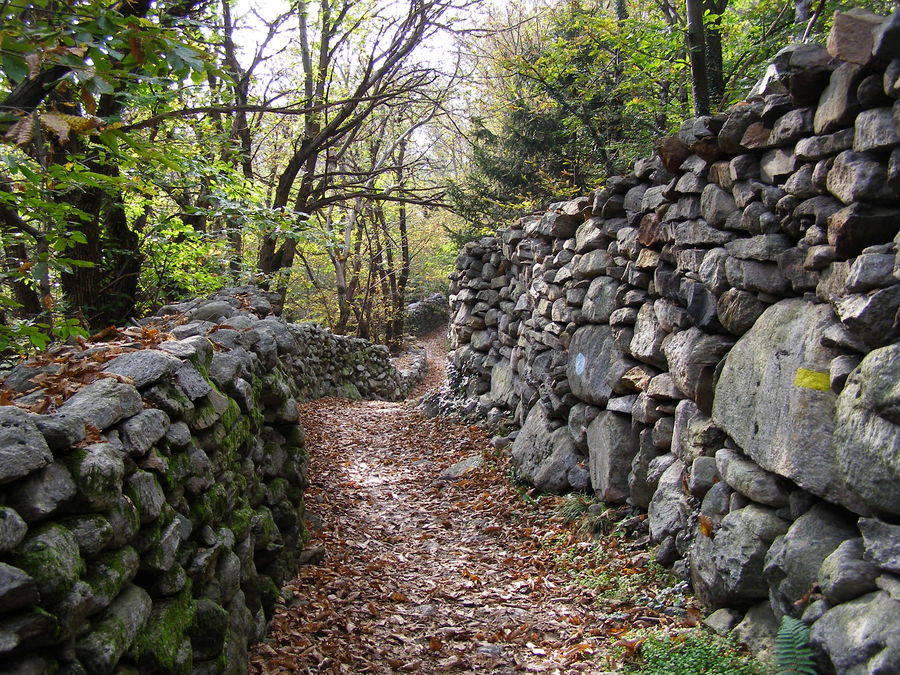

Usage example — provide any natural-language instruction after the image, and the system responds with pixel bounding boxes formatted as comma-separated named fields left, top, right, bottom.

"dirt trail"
left=249, top=327, right=678, bottom=674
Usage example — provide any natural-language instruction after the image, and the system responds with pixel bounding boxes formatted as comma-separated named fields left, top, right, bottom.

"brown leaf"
left=24, top=52, right=41, bottom=80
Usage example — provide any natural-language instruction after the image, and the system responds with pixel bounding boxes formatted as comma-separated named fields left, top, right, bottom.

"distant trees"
left=0, top=0, right=460, bottom=351
left=448, top=0, right=896, bottom=227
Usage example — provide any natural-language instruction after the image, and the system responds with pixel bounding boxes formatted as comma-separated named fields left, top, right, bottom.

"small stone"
left=704, top=608, right=742, bottom=635
left=846, top=253, right=897, bottom=292
left=820, top=538, right=880, bottom=603
left=5, top=461, right=77, bottom=522
left=29, top=411, right=85, bottom=450
left=59, top=378, right=142, bottom=431
left=859, top=518, right=900, bottom=574
left=827, top=9, right=887, bottom=65
left=0, top=408, right=52, bottom=486
left=827, top=150, right=895, bottom=204
left=0, top=563, right=38, bottom=614
left=815, top=63, right=863, bottom=134
left=0, top=508, right=27, bottom=553
left=102, top=350, right=183, bottom=388
left=834, top=285, right=900, bottom=348
left=855, top=107, right=899, bottom=152
left=828, top=203, right=900, bottom=257
left=715, top=448, right=790, bottom=507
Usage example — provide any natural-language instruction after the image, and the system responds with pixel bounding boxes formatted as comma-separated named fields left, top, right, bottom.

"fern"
left=775, top=616, right=818, bottom=674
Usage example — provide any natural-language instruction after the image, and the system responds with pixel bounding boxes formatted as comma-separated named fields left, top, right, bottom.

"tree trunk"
left=686, top=0, right=710, bottom=116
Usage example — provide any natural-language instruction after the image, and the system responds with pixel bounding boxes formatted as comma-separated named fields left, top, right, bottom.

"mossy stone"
left=14, top=524, right=84, bottom=606
left=129, top=584, right=194, bottom=674
left=228, top=507, right=254, bottom=542
left=86, top=547, right=139, bottom=609
left=189, top=599, right=228, bottom=661
left=64, top=444, right=125, bottom=511
left=191, top=484, right=228, bottom=528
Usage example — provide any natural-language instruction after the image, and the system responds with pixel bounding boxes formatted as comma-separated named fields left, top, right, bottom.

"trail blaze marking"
left=575, top=353, right=586, bottom=376
left=793, top=368, right=830, bottom=391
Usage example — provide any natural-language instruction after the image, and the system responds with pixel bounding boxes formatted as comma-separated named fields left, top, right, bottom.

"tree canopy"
left=0, top=0, right=893, bottom=352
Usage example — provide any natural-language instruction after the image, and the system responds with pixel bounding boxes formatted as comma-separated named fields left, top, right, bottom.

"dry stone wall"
left=0, top=286, right=417, bottom=673
left=449, top=11, right=900, bottom=672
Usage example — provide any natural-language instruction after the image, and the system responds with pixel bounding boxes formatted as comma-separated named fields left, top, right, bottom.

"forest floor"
left=247, top=327, right=738, bottom=674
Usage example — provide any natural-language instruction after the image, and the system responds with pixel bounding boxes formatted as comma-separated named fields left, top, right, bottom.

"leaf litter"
left=249, top=328, right=701, bottom=674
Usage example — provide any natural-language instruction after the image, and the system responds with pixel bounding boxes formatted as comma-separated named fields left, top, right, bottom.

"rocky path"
left=249, top=328, right=689, bottom=674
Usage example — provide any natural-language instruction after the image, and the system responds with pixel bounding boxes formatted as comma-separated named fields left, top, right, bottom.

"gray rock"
left=829, top=344, right=900, bottom=518
left=176, top=362, right=212, bottom=400
left=700, top=184, right=738, bottom=227
left=65, top=442, right=126, bottom=511
left=846, top=253, right=896, bottom=293
left=671, top=399, right=725, bottom=464
left=717, top=288, right=766, bottom=336
left=814, top=62, right=863, bottom=134
left=829, top=354, right=860, bottom=392
left=29, top=411, right=85, bottom=450
left=61, top=514, right=113, bottom=557
left=760, top=148, right=796, bottom=184
left=0, top=508, right=26, bottom=553
left=764, top=502, right=857, bottom=617
left=715, top=449, right=790, bottom=507
left=629, top=304, right=667, bottom=369
left=834, top=285, right=900, bottom=349
left=567, top=324, right=617, bottom=406
left=820, top=538, right=880, bottom=604
left=75, top=583, right=152, bottom=674
left=59, top=378, right=142, bottom=431
left=854, top=106, right=899, bottom=153
left=190, top=300, right=238, bottom=322
left=648, top=459, right=690, bottom=542
left=724, top=256, right=790, bottom=295
left=674, top=220, right=736, bottom=246
left=827, top=150, right=895, bottom=204
left=725, top=234, right=792, bottom=262
left=511, top=405, right=572, bottom=484
left=704, top=607, right=742, bottom=635
left=0, top=563, right=38, bottom=614
left=0, top=408, right=52, bottom=485
left=102, top=350, right=183, bottom=388
left=124, top=470, right=165, bottom=524
left=689, top=504, right=788, bottom=608
left=688, top=456, right=719, bottom=497
left=662, top=328, right=733, bottom=413
left=713, top=300, right=844, bottom=506
left=6, top=461, right=76, bottom=522
left=796, top=128, right=854, bottom=161
left=859, top=518, right=900, bottom=574
left=118, top=408, right=170, bottom=457
left=586, top=411, right=639, bottom=503
left=533, top=441, right=582, bottom=495
left=14, top=523, right=83, bottom=606
left=733, top=602, right=779, bottom=666
left=810, top=591, right=900, bottom=674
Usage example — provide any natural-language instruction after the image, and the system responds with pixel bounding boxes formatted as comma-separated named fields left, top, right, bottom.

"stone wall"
left=404, top=293, right=450, bottom=336
left=0, top=287, right=417, bottom=673
left=449, top=11, right=900, bottom=672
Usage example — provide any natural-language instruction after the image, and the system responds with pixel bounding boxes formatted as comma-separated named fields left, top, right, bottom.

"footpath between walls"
left=0, top=286, right=424, bottom=673
left=449, top=10, right=900, bottom=673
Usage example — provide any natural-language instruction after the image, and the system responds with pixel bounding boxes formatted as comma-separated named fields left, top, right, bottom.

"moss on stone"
left=228, top=506, right=254, bottom=542
left=129, top=584, right=195, bottom=674
left=86, top=547, right=139, bottom=605
left=14, top=524, right=84, bottom=607
left=258, top=574, right=280, bottom=619
left=191, top=483, right=228, bottom=528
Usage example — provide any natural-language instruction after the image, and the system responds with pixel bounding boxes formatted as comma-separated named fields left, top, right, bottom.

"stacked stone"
left=0, top=287, right=415, bottom=673
left=449, top=10, right=900, bottom=672
left=403, top=292, right=450, bottom=336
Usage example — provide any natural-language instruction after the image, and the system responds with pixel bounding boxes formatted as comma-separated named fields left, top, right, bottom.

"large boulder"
left=810, top=591, right=900, bottom=674
left=510, top=405, right=579, bottom=494
left=567, top=325, right=618, bottom=406
left=712, top=300, right=846, bottom=507
left=828, top=344, right=900, bottom=518
left=763, top=503, right=858, bottom=618
left=689, top=504, right=789, bottom=609
left=586, top=411, right=639, bottom=503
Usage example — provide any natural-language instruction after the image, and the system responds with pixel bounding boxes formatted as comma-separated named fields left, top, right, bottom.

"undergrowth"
left=622, top=629, right=767, bottom=674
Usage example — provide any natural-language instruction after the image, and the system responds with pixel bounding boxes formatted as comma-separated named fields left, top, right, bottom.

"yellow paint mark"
left=794, top=368, right=831, bottom=391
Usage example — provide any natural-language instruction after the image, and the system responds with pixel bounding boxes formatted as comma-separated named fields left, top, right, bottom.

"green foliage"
left=775, top=616, right=817, bottom=674
left=627, top=630, right=767, bottom=674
